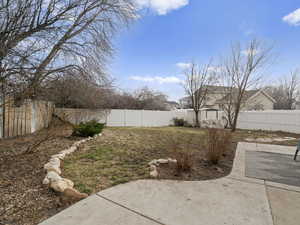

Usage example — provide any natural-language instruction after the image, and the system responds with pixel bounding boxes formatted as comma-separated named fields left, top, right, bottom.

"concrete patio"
left=39, top=142, right=300, bottom=225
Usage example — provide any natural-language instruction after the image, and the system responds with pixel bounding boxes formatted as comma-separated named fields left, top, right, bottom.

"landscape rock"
left=51, top=153, right=66, bottom=160
left=150, top=165, right=157, bottom=171
left=157, top=159, right=169, bottom=164
left=44, top=159, right=61, bottom=174
left=62, top=178, right=74, bottom=187
left=42, top=177, right=50, bottom=185
left=63, top=188, right=88, bottom=200
left=168, top=158, right=177, bottom=164
left=148, top=159, right=158, bottom=166
left=44, top=171, right=62, bottom=183
left=50, top=179, right=74, bottom=192
left=150, top=169, right=159, bottom=178
left=43, top=134, right=103, bottom=196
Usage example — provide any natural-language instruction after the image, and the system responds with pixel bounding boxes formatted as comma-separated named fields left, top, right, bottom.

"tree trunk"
left=231, top=104, right=240, bottom=132
left=195, top=110, right=200, bottom=127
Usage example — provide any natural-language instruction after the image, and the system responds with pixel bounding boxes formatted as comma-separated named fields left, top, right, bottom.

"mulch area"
left=0, top=121, right=82, bottom=225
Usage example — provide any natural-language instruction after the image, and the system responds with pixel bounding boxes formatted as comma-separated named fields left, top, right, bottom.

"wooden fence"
left=0, top=99, right=54, bottom=138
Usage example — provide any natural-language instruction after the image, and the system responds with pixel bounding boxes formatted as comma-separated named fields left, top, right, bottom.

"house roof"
left=180, top=86, right=276, bottom=105
left=165, top=101, right=179, bottom=105
left=216, top=89, right=276, bottom=104
left=204, top=85, right=233, bottom=92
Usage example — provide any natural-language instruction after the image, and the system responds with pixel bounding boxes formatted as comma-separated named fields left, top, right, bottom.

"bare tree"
left=265, top=70, right=299, bottom=109
left=0, top=0, right=137, bottom=99
left=282, top=70, right=299, bottom=109
left=219, top=39, right=272, bottom=132
left=183, top=62, right=216, bottom=127
left=109, top=87, right=169, bottom=110
left=134, top=87, right=168, bottom=110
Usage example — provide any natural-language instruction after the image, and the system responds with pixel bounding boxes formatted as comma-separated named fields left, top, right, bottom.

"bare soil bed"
left=0, top=121, right=82, bottom=225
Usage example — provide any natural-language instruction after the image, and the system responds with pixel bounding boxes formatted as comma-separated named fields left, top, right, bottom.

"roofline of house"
left=246, top=89, right=276, bottom=104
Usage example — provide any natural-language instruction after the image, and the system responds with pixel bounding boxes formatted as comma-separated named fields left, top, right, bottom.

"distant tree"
left=42, top=71, right=113, bottom=109
left=134, top=87, right=168, bottom=110
left=183, top=62, right=216, bottom=127
left=265, top=70, right=299, bottom=109
left=109, top=87, right=169, bottom=110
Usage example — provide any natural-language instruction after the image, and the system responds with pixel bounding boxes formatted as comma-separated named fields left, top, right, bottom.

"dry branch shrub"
left=167, top=134, right=195, bottom=173
left=206, top=128, right=232, bottom=164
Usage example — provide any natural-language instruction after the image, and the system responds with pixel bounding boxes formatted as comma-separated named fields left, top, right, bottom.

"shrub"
left=73, top=120, right=105, bottom=137
left=206, top=128, right=232, bottom=164
left=172, top=117, right=185, bottom=126
left=183, top=120, right=193, bottom=127
left=168, top=134, right=195, bottom=173
left=173, top=149, right=194, bottom=172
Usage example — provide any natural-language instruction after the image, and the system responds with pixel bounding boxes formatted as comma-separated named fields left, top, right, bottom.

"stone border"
left=148, top=158, right=177, bottom=178
left=42, top=133, right=102, bottom=199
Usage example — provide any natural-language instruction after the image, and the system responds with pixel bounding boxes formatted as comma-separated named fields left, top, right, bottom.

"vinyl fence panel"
left=237, top=110, right=300, bottom=134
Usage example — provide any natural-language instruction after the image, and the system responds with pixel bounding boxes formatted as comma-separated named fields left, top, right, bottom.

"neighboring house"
left=179, top=85, right=276, bottom=111
left=179, top=97, right=192, bottom=109
left=164, top=101, right=180, bottom=110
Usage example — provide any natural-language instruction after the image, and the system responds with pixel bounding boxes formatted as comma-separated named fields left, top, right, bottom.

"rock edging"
left=148, top=158, right=177, bottom=178
left=42, top=133, right=102, bottom=199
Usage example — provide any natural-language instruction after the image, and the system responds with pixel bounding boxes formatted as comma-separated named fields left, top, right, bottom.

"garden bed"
left=0, top=120, right=82, bottom=225
left=62, top=127, right=235, bottom=194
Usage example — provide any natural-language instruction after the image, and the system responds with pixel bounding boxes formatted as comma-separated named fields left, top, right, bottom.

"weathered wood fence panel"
left=0, top=99, right=54, bottom=138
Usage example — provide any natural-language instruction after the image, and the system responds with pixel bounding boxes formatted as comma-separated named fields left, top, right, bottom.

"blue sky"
left=111, top=0, right=300, bottom=101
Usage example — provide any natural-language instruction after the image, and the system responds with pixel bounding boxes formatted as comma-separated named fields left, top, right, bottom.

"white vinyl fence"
left=56, top=108, right=300, bottom=134
left=237, top=110, right=300, bottom=134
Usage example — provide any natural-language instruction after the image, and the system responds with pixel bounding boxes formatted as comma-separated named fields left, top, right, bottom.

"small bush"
left=173, top=117, right=185, bottom=126
left=173, top=149, right=194, bottom=172
left=183, top=120, right=193, bottom=127
left=206, top=128, right=231, bottom=164
left=167, top=134, right=195, bottom=173
left=73, top=120, right=105, bottom=137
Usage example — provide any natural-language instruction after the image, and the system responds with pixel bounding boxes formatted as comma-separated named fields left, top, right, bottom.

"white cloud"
left=207, top=66, right=223, bottom=73
left=176, top=62, right=192, bottom=70
left=135, top=0, right=189, bottom=15
left=241, top=49, right=260, bottom=56
left=130, top=75, right=183, bottom=84
left=283, top=8, right=300, bottom=26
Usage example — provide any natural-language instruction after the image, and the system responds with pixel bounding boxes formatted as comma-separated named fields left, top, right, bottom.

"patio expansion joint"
left=264, top=180, right=275, bottom=225
left=96, top=193, right=166, bottom=225
left=225, top=176, right=265, bottom=186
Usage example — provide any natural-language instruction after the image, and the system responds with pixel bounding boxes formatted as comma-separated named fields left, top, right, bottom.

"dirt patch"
left=0, top=121, right=82, bottom=225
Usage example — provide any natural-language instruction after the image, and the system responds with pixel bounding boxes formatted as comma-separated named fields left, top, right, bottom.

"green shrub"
left=73, top=120, right=105, bottom=137
left=173, top=117, right=185, bottom=126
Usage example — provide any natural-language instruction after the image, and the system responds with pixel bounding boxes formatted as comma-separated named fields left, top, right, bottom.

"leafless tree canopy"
left=183, top=62, right=216, bottom=127
left=219, top=39, right=272, bottom=131
left=265, top=70, right=300, bottom=109
left=110, top=87, right=169, bottom=111
left=0, top=0, right=136, bottom=98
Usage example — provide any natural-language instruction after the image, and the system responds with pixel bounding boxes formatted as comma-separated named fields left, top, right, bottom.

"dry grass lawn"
left=62, top=127, right=300, bottom=195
